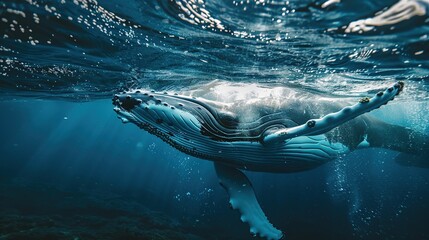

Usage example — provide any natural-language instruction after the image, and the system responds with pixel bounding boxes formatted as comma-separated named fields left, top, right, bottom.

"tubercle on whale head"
left=112, top=94, right=141, bottom=111
left=112, top=90, right=183, bottom=114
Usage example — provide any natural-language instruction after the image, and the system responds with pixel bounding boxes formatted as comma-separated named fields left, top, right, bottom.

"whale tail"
left=367, top=118, right=429, bottom=167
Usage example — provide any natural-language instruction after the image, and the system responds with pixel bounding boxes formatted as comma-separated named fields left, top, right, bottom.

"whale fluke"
left=262, top=82, right=404, bottom=145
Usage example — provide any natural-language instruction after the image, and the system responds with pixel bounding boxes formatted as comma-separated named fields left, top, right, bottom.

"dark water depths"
left=1, top=0, right=429, bottom=239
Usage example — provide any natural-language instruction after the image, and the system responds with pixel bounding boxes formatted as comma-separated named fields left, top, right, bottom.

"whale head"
left=113, top=88, right=256, bottom=145
left=112, top=90, right=206, bottom=140
left=112, top=87, right=299, bottom=145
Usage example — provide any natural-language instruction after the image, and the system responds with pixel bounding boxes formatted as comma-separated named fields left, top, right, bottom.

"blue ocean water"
left=1, top=0, right=429, bottom=239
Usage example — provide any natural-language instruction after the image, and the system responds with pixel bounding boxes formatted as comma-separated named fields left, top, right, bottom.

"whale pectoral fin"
left=214, top=163, right=283, bottom=240
left=263, top=82, right=404, bottom=145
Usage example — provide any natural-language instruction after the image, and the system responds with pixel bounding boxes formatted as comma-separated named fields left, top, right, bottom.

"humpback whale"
left=112, top=81, right=427, bottom=240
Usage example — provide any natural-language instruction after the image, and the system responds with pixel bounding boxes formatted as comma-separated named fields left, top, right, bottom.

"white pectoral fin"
left=214, top=163, right=283, bottom=240
left=263, top=82, right=404, bottom=145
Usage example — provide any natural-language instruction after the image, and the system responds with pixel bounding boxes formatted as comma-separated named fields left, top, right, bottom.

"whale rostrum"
left=112, top=81, right=427, bottom=239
